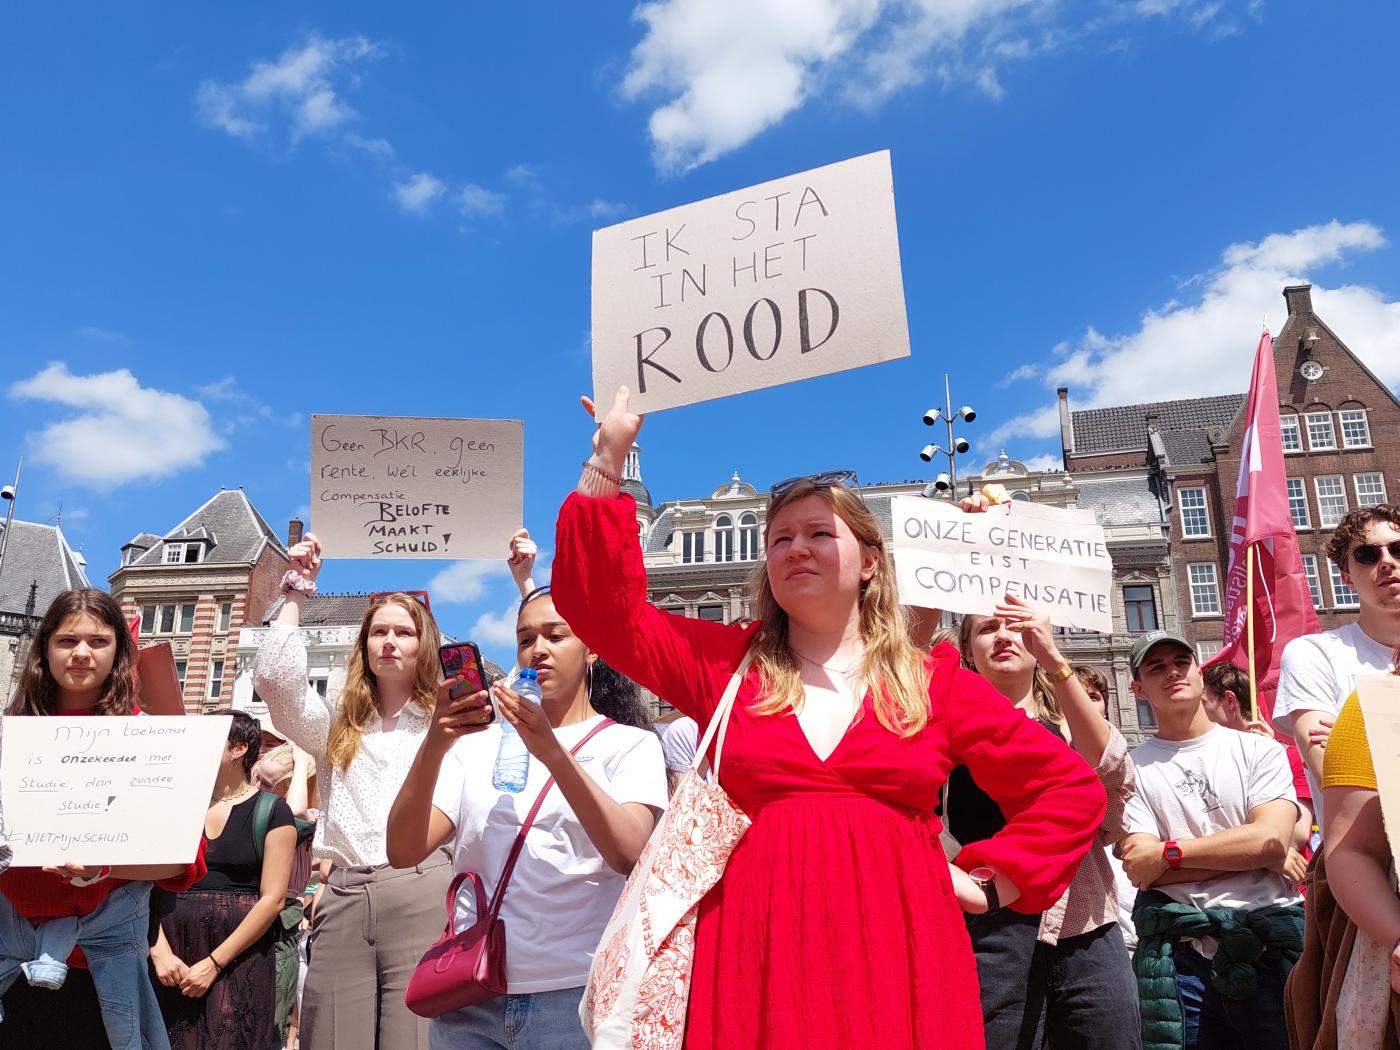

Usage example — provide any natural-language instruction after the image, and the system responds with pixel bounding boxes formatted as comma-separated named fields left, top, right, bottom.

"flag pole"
left=1245, top=543, right=1258, bottom=722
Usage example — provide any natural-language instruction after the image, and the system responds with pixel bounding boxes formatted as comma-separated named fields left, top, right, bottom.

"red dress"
left=554, top=493, right=1105, bottom=1050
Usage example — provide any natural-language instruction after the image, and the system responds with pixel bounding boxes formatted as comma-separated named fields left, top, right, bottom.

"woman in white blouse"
left=253, top=533, right=451, bottom=1050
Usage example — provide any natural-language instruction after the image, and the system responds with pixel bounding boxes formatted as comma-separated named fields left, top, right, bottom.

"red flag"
left=1208, top=331, right=1320, bottom=722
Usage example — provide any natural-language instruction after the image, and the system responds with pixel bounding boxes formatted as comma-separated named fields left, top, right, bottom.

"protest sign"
left=135, top=642, right=185, bottom=716
left=0, top=715, right=230, bottom=866
left=1355, top=677, right=1400, bottom=871
left=891, top=497, right=1114, bottom=633
left=311, top=414, right=523, bottom=560
left=591, top=150, right=910, bottom=414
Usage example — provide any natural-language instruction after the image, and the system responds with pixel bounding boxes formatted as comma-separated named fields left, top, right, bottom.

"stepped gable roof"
left=0, top=519, right=90, bottom=616
left=125, top=489, right=285, bottom=569
left=1071, top=394, right=1245, bottom=455
left=1075, top=476, right=1167, bottom=526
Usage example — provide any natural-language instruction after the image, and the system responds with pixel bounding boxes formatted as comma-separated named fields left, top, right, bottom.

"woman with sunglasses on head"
left=0, top=588, right=208, bottom=1050
left=252, top=542, right=453, bottom=1050
left=549, top=387, right=1106, bottom=1050
left=387, top=529, right=666, bottom=1049
left=951, top=566, right=1139, bottom=1048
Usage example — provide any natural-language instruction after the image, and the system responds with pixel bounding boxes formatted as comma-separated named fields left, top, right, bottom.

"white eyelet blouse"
left=254, top=621, right=430, bottom=869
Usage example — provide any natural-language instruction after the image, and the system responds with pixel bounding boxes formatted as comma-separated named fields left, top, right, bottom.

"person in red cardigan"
left=553, top=387, right=1107, bottom=1050
left=1, top=588, right=207, bottom=1049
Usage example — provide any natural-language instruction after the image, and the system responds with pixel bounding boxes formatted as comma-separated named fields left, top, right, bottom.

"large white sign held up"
left=891, top=497, right=1115, bottom=633
left=0, top=715, right=230, bottom=866
left=311, top=414, right=523, bottom=560
left=591, top=150, right=910, bottom=414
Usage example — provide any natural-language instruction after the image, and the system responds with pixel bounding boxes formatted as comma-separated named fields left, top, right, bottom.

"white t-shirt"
left=431, top=716, right=667, bottom=993
left=660, top=717, right=698, bottom=773
left=1273, top=622, right=1396, bottom=820
left=1123, top=724, right=1301, bottom=912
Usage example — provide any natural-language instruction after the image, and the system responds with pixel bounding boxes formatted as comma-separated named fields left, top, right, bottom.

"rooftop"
left=120, top=489, right=285, bottom=572
left=0, top=519, right=91, bottom=617
left=1071, top=394, right=1245, bottom=456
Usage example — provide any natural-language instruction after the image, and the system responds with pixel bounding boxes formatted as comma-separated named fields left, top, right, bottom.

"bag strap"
left=253, top=790, right=277, bottom=866
left=486, top=717, right=617, bottom=918
left=693, top=645, right=756, bottom=781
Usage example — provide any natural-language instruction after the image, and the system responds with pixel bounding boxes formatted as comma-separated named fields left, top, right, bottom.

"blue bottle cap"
left=517, top=668, right=538, bottom=681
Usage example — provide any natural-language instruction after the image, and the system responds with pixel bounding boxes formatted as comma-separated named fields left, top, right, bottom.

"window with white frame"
left=1279, top=414, right=1303, bottom=453
left=713, top=515, right=734, bottom=562
left=158, top=605, right=176, bottom=633
left=1197, top=640, right=1223, bottom=663
left=1300, top=554, right=1324, bottom=609
left=1178, top=487, right=1210, bottom=538
left=1287, top=478, right=1310, bottom=529
left=682, top=531, right=705, bottom=564
left=140, top=604, right=156, bottom=634
left=175, top=602, right=196, bottom=634
left=1123, top=584, right=1159, bottom=633
left=738, top=513, right=760, bottom=561
left=207, top=659, right=225, bottom=701
left=143, top=602, right=199, bottom=635
left=217, top=601, right=233, bottom=633
left=1339, top=409, right=1372, bottom=449
left=1315, top=475, right=1349, bottom=527
left=163, top=544, right=184, bottom=564
left=1329, top=561, right=1360, bottom=608
left=1188, top=563, right=1222, bottom=616
left=1305, top=412, right=1337, bottom=451
left=175, top=660, right=188, bottom=688
left=1355, top=472, right=1387, bottom=507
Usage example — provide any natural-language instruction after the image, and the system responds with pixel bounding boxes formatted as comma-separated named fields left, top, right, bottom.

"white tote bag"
left=581, top=650, right=755, bottom=1049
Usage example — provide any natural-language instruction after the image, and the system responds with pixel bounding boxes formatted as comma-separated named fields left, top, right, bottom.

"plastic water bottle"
left=492, top=668, right=536, bottom=793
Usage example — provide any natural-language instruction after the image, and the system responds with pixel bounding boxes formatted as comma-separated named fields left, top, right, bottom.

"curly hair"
left=9, top=588, right=138, bottom=716
left=1324, top=504, right=1400, bottom=570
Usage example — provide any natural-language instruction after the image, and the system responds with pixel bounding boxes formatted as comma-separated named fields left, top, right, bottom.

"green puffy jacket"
left=1132, top=891, right=1304, bottom=1050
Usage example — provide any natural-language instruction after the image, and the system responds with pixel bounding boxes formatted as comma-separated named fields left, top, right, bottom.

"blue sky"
left=3, top=2, right=1398, bottom=667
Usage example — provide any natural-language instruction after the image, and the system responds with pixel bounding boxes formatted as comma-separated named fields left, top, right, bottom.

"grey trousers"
left=301, top=849, right=453, bottom=1050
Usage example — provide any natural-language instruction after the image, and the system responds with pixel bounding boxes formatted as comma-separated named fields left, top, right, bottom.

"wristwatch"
left=968, top=867, right=1001, bottom=913
left=1163, top=840, right=1183, bottom=870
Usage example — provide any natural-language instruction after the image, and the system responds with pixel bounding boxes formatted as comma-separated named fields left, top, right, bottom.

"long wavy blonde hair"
left=749, top=480, right=930, bottom=736
left=327, top=593, right=442, bottom=771
left=957, top=613, right=1063, bottom=724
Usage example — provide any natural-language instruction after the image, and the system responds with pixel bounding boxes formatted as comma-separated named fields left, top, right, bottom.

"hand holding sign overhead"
left=591, top=151, right=910, bottom=414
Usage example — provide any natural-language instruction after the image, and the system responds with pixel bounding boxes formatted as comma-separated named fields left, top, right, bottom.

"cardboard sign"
left=891, top=497, right=1114, bottom=633
left=311, top=414, right=523, bottom=560
left=1355, top=677, right=1400, bottom=870
left=592, top=150, right=910, bottom=414
left=135, top=643, right=185, bottom=716
left=0, top=715, right=230, bottom=866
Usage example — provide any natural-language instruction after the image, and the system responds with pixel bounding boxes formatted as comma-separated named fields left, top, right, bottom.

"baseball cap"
left=1128, top=630, right=1194, bottom=673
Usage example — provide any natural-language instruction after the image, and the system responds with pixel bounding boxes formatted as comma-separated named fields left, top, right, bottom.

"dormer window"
left=163, top=542, right=203, bottom=564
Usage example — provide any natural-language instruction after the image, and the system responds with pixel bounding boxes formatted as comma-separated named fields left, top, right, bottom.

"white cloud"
left=196, top=33, right=382, bottom=144
left=622, top=0, right=1259, bottom=171
left=75, top=326, right=129, bottom=345
left=469, top=602, right=520, bottom=650
left=996, top=363, right=1040, bottom=388
left=458, top=183, right=506, bottom=218
left=427, top=561, right=510, bottom=603
left=344, top=132, right=396, bottom=159
left=9, top=364, right=226, bottom=489
left=1019, top=452, right=1064, bottom=472
left=989, top=220, right=1400, bottom=444
left=393, top=172, right=447, bottom=214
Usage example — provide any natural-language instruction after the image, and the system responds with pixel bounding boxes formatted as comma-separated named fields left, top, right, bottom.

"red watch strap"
left=1163, top=840, right=1183, bottom=870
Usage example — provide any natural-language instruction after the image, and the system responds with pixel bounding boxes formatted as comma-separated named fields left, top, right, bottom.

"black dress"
left=155, top=792, right=294, bottom=1050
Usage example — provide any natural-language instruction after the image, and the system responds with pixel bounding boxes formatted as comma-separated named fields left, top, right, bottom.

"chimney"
left=1283, top=284, right=1313, bottom=317
left=287, top=518, right=304, bottom=547
left=1057, top=387, right=1075, bottom=456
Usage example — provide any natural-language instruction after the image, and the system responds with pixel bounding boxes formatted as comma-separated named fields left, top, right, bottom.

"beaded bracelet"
left=581, top=460, right=622, bottom=487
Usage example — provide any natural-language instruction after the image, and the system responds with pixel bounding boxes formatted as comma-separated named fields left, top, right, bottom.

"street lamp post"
left=918, top=375, right=976, bottom=498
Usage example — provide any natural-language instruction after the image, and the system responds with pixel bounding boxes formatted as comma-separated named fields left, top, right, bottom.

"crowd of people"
left=0, top=383, right=1397, bottom=1050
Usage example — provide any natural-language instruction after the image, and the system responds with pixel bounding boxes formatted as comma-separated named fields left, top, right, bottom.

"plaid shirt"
left=1038, top=725, right=1136, bottom=946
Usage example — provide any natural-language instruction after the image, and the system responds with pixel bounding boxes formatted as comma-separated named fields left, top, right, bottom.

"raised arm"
left=508, top=528, right=539, bottom=598
left=254, top=533, right=331, bottom=754
left=553, top=387, right=752, bottom=724
left=940, top=655, right=1106, bottom=915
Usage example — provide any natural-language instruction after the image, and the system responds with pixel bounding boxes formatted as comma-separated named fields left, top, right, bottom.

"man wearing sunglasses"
left=1274, top=504, right=1400, bottom=831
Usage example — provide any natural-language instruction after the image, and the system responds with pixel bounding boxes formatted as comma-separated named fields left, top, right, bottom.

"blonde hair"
left=956, top=613, right=1063, bottom=724
left=749, top=480, right=930, bottom=736
left=257, top=743, right=321, bottom=809
left=327, top=594, right=442, bottom=771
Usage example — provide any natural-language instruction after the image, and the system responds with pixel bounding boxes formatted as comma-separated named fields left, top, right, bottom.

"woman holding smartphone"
left=253, top=545, right=451, bottom=1050
left=386, top=535, right=667, bottom=1050
left=0, top=588, right=208, bottom=1050
left=548, top=387, right=1106, bottom=1050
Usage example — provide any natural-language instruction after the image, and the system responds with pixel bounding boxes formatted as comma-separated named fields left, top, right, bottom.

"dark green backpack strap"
left=253, top=791, right=277, bottom=866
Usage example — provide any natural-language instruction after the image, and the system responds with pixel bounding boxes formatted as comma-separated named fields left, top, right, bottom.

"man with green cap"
left=1115, top=631, right=1303, bottom=1050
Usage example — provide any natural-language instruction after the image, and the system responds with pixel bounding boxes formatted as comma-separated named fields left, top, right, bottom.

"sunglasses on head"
left=770, top=470, right=861, bottom=500
left=1349, top=541, right=1400, bottom=568
left=370, top=590, right=432, bottom=612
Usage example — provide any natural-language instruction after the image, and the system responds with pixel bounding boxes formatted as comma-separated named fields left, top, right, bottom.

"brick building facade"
left=108, top=489, right=290, bottom=713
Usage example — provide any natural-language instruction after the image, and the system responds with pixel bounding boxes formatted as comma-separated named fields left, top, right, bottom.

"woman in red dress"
left=551, top=388, right=1108, bottom=1050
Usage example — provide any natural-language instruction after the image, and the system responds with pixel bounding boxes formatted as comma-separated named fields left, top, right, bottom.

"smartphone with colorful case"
left=438, top=641, right=491, bottom=720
